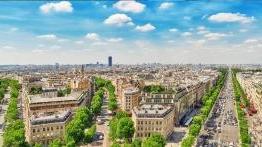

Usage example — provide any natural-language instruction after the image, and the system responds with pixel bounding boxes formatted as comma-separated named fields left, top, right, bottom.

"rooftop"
left=133, top=104, right=173, bottom=118
left=29, top=92, right=84, bottom=104
left=30, top=110, right=72, bottom=125
left=124, top=87, right=140, bottom=94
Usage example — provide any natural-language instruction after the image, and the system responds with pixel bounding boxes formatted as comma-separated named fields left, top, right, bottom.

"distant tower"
left=55, top=63, right=59, bottom=70
left=108, top=56, right=112, bottom=67
left=81, top=64, right=85, bottom=74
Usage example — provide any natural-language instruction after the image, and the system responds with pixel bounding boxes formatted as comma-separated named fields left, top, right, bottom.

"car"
left=99, top=135, right=104, bottom=140
left=97, top=119, right=104, bottom=125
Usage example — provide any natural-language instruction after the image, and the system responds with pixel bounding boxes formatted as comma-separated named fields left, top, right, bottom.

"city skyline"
left=0, top=1, right=262, bottom=64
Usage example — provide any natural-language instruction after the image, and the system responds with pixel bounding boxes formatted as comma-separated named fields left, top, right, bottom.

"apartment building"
left=132, top=104, right=174, bottom=138
left=237, top=72, right=262, bottom=114
left=121, top=87, right=141, bottom=113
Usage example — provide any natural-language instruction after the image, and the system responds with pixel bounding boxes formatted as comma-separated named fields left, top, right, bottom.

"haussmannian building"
left=121, top=87, right=141, bottom=113
left=24, top=87, right=92, bottom=144
left=132, top=104, right=174, bottom=138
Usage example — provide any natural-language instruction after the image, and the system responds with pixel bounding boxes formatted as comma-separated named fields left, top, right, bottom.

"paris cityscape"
left=0, top=1, right=262, bottom=147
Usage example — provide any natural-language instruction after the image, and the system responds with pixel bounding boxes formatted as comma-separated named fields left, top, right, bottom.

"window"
left=33, top=129, right=35, bottom=133
left=47, top=127, right=49, bottom=131
left=60, top=126, right=63, bottom=129
left=43, top=128, right=45, bottom=131
left=37, top=129, right=40, bottom=132
left=57, top=126, right=59, bottom=129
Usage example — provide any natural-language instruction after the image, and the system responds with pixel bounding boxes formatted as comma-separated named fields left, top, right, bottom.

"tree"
left=189, top=124, right=201, bottom=136
left=3, top=120, right=26, bottom=147
left=181, top=135, right=195, bottom=147
left=65, top=107, right=92, bottom=143
left=111, top=142, right=121, bottom=147
left=192, top=116, right=203, bottom=125
left=49, top=139, right=62, bottom=147
left=57, top=90, right=65, bottom=97
left=116, top=117, right=135, bottom=140
left=116, top=111, right=129, bottom=119
left=66, top=85, right=71, bottom=94
left=131, top=138, right=142, bottom=147
left=108, top=98, right=118, bottom=111
left=142, top=133, right=166, bottom=147
left=34, top=143, right=43, bottom=147
left=109, top=117, right=118, bottom=140
left=84, top=124, right=96, bottom=143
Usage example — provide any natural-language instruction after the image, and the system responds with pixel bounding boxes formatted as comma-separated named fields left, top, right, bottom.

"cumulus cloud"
left=239, top=29, right=248, bottom=33
left=204, top=32, right=227, bottom=40
left=9, top=27, right=19, bottom=32
left=159, top=2, right=174, bottom=10
left=113, top=1, right=145, bottom=13
left=135, top=23, right=156, bottom=32
left=208, top=13, right=255, bottom=24
left=244, top=39, right=258, bottom=44
left=104, top=13, right=133, bottom=26
left=196, top=26, right=209, bottom=35
left=183, top=16, right=191, bottom=20
left=40, top=1, right=73, bottom=14
left=37, top=34, right=57, bottom=40
left=181, top=32, right=192, bottom=37
left=169, top=28, right=178, bottom=32
left=2, top=46, right=15, bottom=50
left=85, top=33, right=100, bottom=41
left=107, top=38, right=123, bottom=42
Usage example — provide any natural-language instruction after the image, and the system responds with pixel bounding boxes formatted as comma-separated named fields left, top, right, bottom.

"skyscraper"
left=108, top=56, right=112, bottom=67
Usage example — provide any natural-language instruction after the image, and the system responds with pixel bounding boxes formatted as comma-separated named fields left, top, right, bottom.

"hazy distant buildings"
left=108, top=56, right=112, bottom=67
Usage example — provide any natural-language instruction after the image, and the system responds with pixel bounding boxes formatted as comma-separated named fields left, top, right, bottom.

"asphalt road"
left=196, top=72, right=239, bottom=147
left=88, top=95, right=111, bottom=147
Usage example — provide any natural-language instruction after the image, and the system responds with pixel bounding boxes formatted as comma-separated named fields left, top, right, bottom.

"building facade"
left=122, top=87, right=141, bottom=113
left=132, top=104, right=174, bottom=138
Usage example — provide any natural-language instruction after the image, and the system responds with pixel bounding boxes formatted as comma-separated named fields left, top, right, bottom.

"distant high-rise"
left=108, top=56, right=112, bottom=67
left=55, top=63, right=59, bottom=70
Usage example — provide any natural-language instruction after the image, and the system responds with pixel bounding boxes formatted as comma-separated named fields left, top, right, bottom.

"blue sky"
left=0, top=0, right=262, bottom=64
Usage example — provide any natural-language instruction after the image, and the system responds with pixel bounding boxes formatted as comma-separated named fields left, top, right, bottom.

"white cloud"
left=208, top=13, right=255, bottom=24
left=244, top=39, right=258, bottom=44
left=113, top=1, right=145, bottom=13
left=2, top=46, right=15, bottom=50
left=204, top=32, right=227, bottom=40
left=37, top=34, right=57, bottom=40
left=104, top=13, right=133, bottom=26
left=40, top=1, right=73, bottom=14
left=102, top=5, right=107, bottom=9
left=239, top=29, right=248, bottom=33
left=197, top=26, right=206, bottom=31
left=50, top=45, right=61, bottom=50
left=183, top=16, right=191, bottom=20
left=9, top=27, right=19, bottom=32
left=197, top=30, right=209, bottom=35
left=135, top=23, right=156, bottom=32
left=188, top=39, right=206, bottom=46
left=107, top=38, right=123, bottom=42
left=75, top=40, right=84, bottom=44
left=169, top=28, right=178, bottom=32
left=32, top=49, right=46, bottom=53
left=181, top=32, right=192, bottom=37
left=159, top=2, right=174, bottom=10
left=196, top=26, right=209, bottom=35
left=85, top=33, right=100, bottom=41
